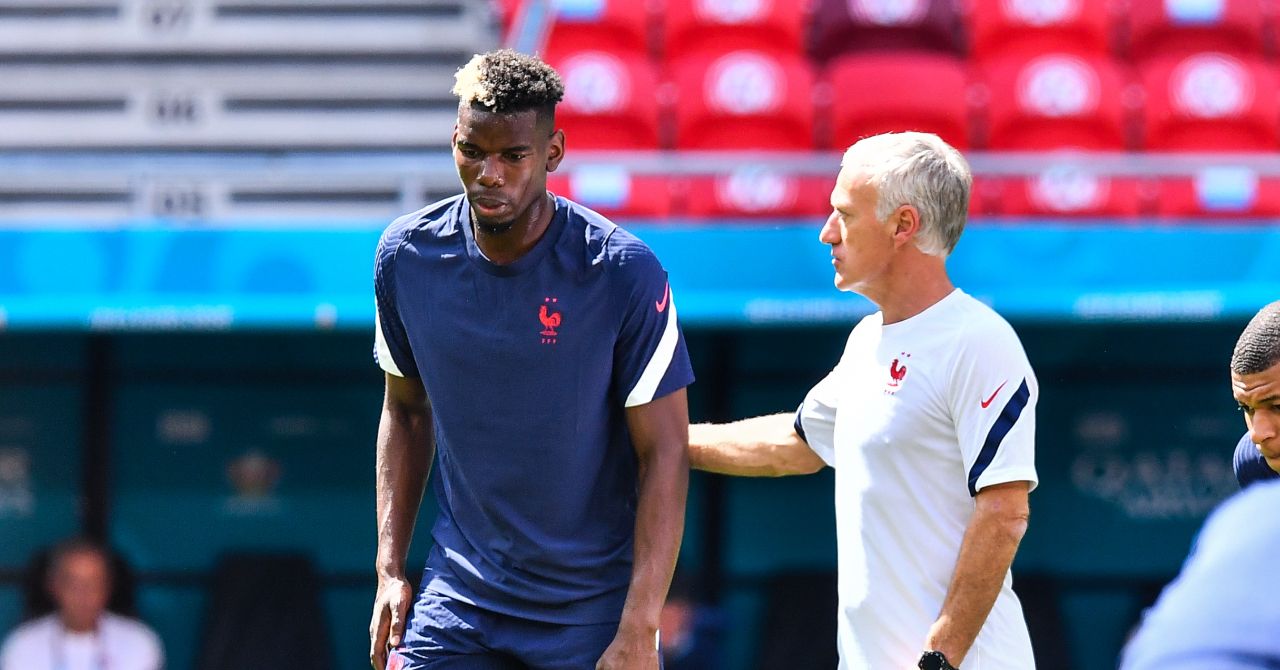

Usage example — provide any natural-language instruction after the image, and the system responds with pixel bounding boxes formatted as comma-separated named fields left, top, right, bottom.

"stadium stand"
left=979, top=53, right=1134, bottom=150
left=546, top=168, right=674, bottom=219
left=0, top=64, right=459, bottom=151
left=1138, top=52, right=1280, bottom=151
left=809, top=0, right=961, bottom=61
left=670, top=50, right=816, bottom=150
left=540, top=0, right=650, bottom=61
left=1154, top=168, right=1280, bottom=219
left=825, top=52, right=971, bottom=149
left=1125, top=0, right=1268, bottom=64
left=986, top=167, right=1147, bottom=219
left=681, top=169, right=831, bottom=219
left=967, top=0, right=1115, bottom=63
left=0, top=0, right=490, bottom=60
left=549, top=50, right=663, bottom=149
left=661, top=0, right=807, bottom=62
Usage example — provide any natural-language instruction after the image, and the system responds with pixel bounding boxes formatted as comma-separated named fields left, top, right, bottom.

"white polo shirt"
left=0, top=612, right=163, bottom=670
left=797, top=289, right=1039, bottom=670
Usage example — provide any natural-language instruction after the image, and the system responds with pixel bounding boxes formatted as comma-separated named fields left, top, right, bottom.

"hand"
left=595, top=624, right=660, bottom=670
left=369, top=576, right=414, bottom=670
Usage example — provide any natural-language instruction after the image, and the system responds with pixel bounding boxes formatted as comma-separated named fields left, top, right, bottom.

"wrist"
left=918, top=650, right=959, bottom=670
left=615, top=616, right=659, bottom=639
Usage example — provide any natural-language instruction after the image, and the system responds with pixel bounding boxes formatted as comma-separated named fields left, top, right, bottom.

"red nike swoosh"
left=655, top=282, right=670, bottom=313
left=981, top=380, right=1008, bottom=409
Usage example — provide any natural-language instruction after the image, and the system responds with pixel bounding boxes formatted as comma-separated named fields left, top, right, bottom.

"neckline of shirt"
left=878, top=288, right=965, bottom=333
left=460, top=193, right=568, bottom=277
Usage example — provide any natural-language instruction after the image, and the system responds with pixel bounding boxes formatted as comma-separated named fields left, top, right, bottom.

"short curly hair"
left=1232, top=300, right=1280, bottom=375
left=452, top=49, right=564, bottom=121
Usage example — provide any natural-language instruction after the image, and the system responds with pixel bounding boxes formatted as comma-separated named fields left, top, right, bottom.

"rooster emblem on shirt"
left=539, top=297, right=562, bottom=344
left=887, top=353, right=910, bottom=390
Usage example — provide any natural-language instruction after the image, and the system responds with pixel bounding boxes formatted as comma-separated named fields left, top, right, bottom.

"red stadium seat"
left=1127, top=0, right=1266, bottom=64
left=825, top=53, right=971, bottom=150
left=548, top=168, right=673, bottom=219
left=681, top=168, right=832, bottom=219
left=1155, top=168, right=1280, bottom=219
left=968, top=0, right=1114, bottom=63
left=989, top=168, right=1146, bottom=218
left=670, top=50, right=817, bottom=149
left=661, top=0, right=807, bottom=62
left=543, top=0, right=651, bottom=61
left=810, top=0, right=961, bottom=61
left=549, top=51, right=662, bottom=149
left=1139, top=53, right=1279, bottom=151
left=981, top=53, right=1133, bottom=150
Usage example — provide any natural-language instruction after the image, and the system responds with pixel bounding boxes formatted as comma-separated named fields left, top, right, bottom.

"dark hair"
left=1231, top=300, right=1280, bottom=375
left=452, top=49, right=564, bottom=122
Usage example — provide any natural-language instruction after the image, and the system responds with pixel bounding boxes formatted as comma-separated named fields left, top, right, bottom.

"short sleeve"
left=1234, top=432, right=1278, bottom=489
left=795, top=368, right=839, bottom=467
left=613, top=246, right=694, bottom=407
left=950, top=323, right=1039, bottom=496
left=373, top=224, right=419, bottom=378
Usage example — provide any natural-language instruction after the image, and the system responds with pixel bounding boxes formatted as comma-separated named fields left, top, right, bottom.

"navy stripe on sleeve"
left=968, top=378, right=1030, bottom=496
left=793, top=403, right=809, bottom=444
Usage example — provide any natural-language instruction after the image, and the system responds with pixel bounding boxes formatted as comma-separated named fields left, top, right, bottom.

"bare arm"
left=689, top=413, right=826, bottom=477
left=369, top=373, right=433, bottom=670
left=925, top=480, right=1031, bottom=667
left=596, top=389, right=690, bottom=670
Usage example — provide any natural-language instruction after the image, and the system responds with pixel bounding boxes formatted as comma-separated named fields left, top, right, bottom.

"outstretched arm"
left=369, top=373, right=433, bottom=670
left=597, top=389, right=690, bottom=670
left=689, top=413, right=826, bottom=477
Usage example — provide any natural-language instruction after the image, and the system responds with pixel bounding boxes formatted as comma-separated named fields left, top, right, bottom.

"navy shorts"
left=391, top=588, right=636, bottom=670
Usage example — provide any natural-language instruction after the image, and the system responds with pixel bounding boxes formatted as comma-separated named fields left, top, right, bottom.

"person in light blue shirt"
left=1119, top=480, right=1280, bottom=669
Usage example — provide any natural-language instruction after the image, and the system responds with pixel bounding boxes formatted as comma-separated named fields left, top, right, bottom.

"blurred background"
left=1, top=0, right=1278, bottom=668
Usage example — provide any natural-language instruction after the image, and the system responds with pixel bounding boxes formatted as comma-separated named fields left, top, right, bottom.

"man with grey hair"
left=690, top=132, right=1038, bottom=669
left=1229, top=300, right=1280, bottom=488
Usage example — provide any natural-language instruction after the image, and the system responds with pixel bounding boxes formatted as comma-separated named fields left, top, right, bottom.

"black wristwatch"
left=918, top=650, right=958, bottom=670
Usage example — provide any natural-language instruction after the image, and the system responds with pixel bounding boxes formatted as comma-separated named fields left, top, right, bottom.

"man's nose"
left=819, top=212, right=840, bottom=244
left=477, top=157, right=504, bottom=188
left=1251, top=409, right=1278, bottom=444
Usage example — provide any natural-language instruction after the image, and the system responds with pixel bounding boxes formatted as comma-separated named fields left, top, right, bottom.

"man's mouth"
left=472, top=196, right=508, bottom=215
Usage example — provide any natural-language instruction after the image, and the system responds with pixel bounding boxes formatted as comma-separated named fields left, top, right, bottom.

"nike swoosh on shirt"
left=981, top=380, right=1008, bottom=408
left=655, top=282, right=670, bottom=313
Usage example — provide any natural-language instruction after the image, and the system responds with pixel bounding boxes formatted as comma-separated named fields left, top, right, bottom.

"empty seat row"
left=548, top=166, right=1280, bottom=221
left=552, top=49, right=1280, bottom=151
left=0, top=0, right=492, bottom=60
left=498, top=0, right=1276, bottom=66
left=0, top=64, right=459, bottom=150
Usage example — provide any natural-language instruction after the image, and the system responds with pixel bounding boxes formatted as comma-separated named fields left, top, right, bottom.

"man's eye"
left=459, top=148, right=481, bottom=159
left=1239, top=403, right=1254, bottom=414
left=505, top=153, right=528, bottom=161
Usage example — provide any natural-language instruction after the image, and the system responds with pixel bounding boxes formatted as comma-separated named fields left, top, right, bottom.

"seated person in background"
left=0, top=538, right=163, bottom=670
left=1230, top=300, right=1280, bottom=489
left=660, top=571, right=722, bottom=670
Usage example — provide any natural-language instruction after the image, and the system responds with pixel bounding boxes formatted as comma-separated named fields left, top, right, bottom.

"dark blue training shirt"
left=1233, top=432, right=1279, bottom=489
left=373, top=194, right=694, bottom=625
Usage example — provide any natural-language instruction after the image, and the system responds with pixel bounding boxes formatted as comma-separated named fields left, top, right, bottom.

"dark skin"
left=369, top=104, right=689, bottom=670
left=453, top=105, right=564, bottom=265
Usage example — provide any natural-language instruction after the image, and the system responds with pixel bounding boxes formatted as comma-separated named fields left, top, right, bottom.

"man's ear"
left=546, top=129, right=566, bottom=173
left=892, top=205, right=921, bottom=249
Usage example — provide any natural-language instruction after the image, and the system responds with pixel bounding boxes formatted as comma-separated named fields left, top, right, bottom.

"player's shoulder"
left=558, top=196, right=664, bottom=276
left=948, top=291, right=1025, bottom=348
left=1, top=613, right=55, bottom=649
left=378, top=195, right=464, bottom=258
